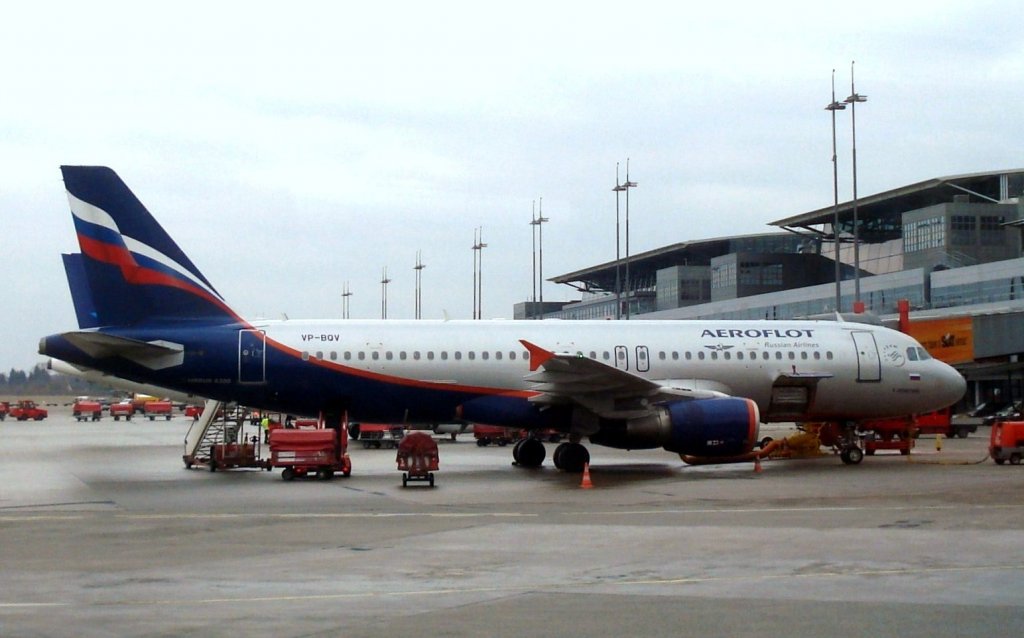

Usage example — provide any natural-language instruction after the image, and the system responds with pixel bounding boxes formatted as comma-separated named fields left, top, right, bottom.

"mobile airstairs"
left=183, top=399, right=266, bottom=471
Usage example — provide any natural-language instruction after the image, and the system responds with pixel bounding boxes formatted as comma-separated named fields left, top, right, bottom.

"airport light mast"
left=825, top=69, right=847, bottom=313
left=414, top=251, right=426, bottom=320
left=380, top=267, right=391, bottom=320
left=613, top=164, right=625, bottom=320
left=342, top=281, right=353, bottom=319
left=472, top=227, right=487, bottom=320
left=622, top=159, right=638, bottom=320
left=845, top=61, right=867, bottom=309
left=531, top=198, right=549, bottom=319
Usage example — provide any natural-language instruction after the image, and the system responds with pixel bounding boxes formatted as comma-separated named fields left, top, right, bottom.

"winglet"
left=519, top=339, right=555, bottom=372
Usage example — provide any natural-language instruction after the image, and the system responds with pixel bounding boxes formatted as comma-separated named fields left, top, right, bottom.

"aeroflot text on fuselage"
left=701, top=328, right=815, bottom=339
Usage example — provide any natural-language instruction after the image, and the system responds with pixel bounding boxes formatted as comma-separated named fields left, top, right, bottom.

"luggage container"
left=396, top=432, right=438, bottom=487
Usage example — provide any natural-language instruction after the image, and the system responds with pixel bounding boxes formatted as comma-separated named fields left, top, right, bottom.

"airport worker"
left=261, top=414, right=270, bottom=443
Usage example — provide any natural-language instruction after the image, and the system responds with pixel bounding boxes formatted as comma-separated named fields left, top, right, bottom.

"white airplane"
left=39, top=166, right=966, bottom=471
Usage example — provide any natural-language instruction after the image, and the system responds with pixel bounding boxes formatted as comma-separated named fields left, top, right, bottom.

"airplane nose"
left=941, top=362, right=967, bottom=407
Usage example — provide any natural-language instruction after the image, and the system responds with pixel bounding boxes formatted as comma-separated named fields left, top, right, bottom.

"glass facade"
left=903, top=216, right=945, bottom=252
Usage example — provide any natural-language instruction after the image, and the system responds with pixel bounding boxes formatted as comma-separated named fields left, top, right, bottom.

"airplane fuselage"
left=44, top=318, right=961, bottom=427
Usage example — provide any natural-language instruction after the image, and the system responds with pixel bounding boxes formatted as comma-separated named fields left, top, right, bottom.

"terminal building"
left=518, top=169, right=1024, bottom=410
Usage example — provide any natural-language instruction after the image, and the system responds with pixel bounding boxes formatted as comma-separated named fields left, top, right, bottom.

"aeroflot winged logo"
left=701, top=328, right=816, bottom=339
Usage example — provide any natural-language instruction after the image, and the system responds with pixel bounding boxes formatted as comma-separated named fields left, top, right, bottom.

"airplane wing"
left=59, top=331, right=184, bottom=370
left=520, top=340, right=727, bottom=420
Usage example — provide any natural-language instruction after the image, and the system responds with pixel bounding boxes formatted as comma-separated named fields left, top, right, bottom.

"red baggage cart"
left=396, top=432, right=439, bottom=487
left=268, top=428, right=351, bottom=480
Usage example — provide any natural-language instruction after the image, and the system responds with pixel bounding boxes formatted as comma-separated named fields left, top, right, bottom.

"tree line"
left=1, top=364, right=115, bottom=397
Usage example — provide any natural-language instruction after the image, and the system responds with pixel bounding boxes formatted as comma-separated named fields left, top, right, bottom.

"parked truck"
left=10, top=400, right=48, bottom=421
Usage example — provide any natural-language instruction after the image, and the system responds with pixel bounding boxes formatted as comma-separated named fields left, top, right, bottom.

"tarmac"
left=1, top=403, right=1023, bottom=637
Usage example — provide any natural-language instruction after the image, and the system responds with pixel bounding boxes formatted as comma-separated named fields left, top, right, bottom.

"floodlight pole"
left=380, top=267, right=391, bottom=320
left=414, top=251, right=426, bottom=320
left=535, top=198, right=548, bottom=317
left=530, top=201, right=537, bottom=319
left=342, top=282, right=352, bottom=319
left=825, top=69, right=847, bottom=313
left=845, top=61, right=868, bottom=308
left=622, top=159, right=638, bottom=320
left=472, top=227, right=487, bottom=319
left=613, top=164, right=625, bottom=319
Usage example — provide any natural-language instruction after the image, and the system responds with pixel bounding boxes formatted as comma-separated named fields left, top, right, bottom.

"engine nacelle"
left=589, top=397, right=759, bottom=457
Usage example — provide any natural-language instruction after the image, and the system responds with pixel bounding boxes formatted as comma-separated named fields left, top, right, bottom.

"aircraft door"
left=851, top=331, right=881, bottom=382
left=614, top=345, right=629, bottom=371
left=239, top=329, right=266, bottom=384
left=636, top=345, right=650, bottom=372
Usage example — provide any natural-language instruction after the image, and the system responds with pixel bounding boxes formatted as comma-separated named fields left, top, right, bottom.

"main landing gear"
left=511, top=436, right=590, bottom=472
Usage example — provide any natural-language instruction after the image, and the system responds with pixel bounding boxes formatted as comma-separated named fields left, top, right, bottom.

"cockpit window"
left=906, top=346, right=932, bottom=361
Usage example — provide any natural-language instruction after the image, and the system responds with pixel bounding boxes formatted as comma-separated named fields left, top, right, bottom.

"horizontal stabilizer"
left=60, top=331, right=184, bottom=370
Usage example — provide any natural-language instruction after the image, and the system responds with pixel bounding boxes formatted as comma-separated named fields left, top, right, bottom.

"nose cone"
left=938, top=361, right=967, bottom=408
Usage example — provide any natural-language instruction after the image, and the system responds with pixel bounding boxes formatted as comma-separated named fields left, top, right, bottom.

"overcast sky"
left=2, top=1, right=1022, bottom=373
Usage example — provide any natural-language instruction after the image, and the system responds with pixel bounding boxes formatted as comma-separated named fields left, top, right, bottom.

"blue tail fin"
left=61, top=166, right=237, bottom=327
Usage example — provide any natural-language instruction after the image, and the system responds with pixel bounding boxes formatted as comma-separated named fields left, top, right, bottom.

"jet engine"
left=589, top=397, right=760, bottom=457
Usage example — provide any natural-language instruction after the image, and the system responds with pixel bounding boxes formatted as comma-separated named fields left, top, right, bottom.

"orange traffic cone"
left=580, top=463, right=594, bottom=489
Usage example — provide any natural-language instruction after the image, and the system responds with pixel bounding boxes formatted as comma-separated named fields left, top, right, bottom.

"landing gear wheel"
left=559, top=443, right=590, bottom=473
left=553, top=442, right=570, bottom=470
left=841, top=446, right=864, bottom=465
left=515, top=438, right=546, bottom=467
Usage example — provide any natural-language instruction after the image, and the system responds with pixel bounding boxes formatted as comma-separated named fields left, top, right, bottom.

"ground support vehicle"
left=268, top=428, right=351, bottom=480
left=109, top=402, right=134, bottom=421
left=0, top=401, right=8, bottom=420
left=10, top=400, right=47, bottom=421
left=916, top=408, right=974, bottom=439
left=209, top=440, right=260, bottom=471
left=990, top=421, right=1024, bottom=465
left=144, top=400, right=173, bottom=421
left=859, top=416, right=916, bottom=456
left=72, top=400, right=103, bottom=422
left=473, top=424, right=524, bottom=447
left=396, top=432, right=439, bottom=487
left=359, top=423, right=405, bottom=448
